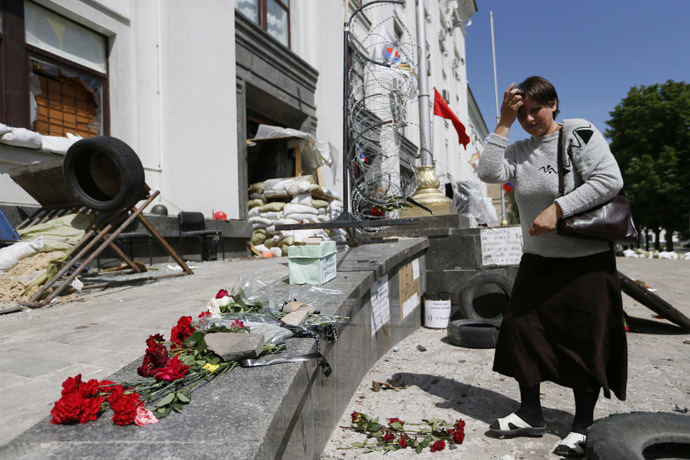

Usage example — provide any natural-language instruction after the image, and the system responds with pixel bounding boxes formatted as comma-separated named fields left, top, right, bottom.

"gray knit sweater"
left=478, top=118, right=623, bottom=258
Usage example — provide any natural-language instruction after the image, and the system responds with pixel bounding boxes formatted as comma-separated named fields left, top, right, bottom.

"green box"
left=288, top=241, right=337, bottom=285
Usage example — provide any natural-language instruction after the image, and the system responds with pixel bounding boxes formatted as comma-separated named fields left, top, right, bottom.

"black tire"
left=619, top=271, right=690, bottom=331
left=586, top=412, right=690, bottom=460
left=458, top=272, right=512, bottom=320
left=64, top=136, right=146, bottom=211
left=447, top=319, right=501, bottom=348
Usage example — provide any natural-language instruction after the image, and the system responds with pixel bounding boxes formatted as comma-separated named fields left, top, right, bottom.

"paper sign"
left=402, top=292, right=419, bottom=319
left=480, top=226, right=523, bottom=266
left=412, top=258, right=420, bottom=280
left=370, top=275, right=390, bottom=336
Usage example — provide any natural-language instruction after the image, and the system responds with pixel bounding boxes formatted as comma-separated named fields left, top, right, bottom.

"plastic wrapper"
left=198, top=313, right=294, bottom=345
left=230, top=270, right=283, bottom=311
left=282, top=285, right=343, bottom=311
left=450, top=180, right=499, bottom=227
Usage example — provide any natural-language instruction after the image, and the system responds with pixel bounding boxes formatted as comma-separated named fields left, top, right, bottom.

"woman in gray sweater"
left=478, top=76, right=627, bottom=458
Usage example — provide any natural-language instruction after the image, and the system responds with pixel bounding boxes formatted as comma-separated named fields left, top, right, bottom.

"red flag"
left=433, top=88, right=470, bottom=148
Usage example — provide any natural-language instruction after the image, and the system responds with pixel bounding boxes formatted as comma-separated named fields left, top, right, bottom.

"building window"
left=236, top=0, right=290, bottom=48
left=0, top=1, right=108, bottom=137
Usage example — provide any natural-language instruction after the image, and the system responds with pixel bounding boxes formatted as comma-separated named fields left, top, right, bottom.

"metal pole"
left=490, top=10, right=507, bottom=224
left=342, top=9, right=351, bottom=217
left=416, top=0, right=432, bottom=166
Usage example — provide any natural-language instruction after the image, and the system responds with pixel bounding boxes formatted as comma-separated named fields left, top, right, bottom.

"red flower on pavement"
left=351, top=411, right=361, bottom=422
left=99, top=380, right=115, bottom=395
left=137, top=341, right=170, bottom=377
left=108, top=385, right=141, bottom=427
left=398, top=436, right=408, bottom=449
left=155, top=355, right=189, bottom=382
left=170, top=316, right=195, bottom=348
left=430, top=440, right=446, bottom=452
left=231, top=319, right=245, bottom=331
left=60, top=374, right=84, bottom=395
left=449, top=428, right=465, bottom=444
left=383, top=431, right=395, bottom=442
left=50, top=391, right=103, bottom=424
left=388, top=417, right=403, bottom=426
left=198, top=310, right=211, bottom=318
left=50, top=374, right=105, bottom=425
left=145, top=333, right=165, bottom=348
left=451, top=419, right=466, bottom=444
left=215, top=289, right=230, bottom=299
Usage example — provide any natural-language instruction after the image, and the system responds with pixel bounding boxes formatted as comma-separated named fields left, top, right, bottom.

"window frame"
left=238, top=0, right=290, bottom=48
left=0, top=1, right=109, bottom=135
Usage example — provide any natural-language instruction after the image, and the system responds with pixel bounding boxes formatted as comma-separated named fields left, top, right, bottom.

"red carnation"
left=216, top=289, right=229, bottom=299
left=78, top=394, right=104, bottom=423
left=430, top=440, right=445, bottom=452
left=170, top=316, right=195, bottom=348
left=398, top=436, right=408, bottom=449
left=155, top=354, right=189, bottom=382
left=50, top=375, right=105, bottom=425
left=99, top=380, right=116, bottom=395
left=145, top=333, right=165, bottom=348
left=137, top=341, right=169, bottom=377
left=108, top=385, right=141, bottom=427
left=60, top=374, right=83, bottom=395
left=78, top=378, right=100, bottom=398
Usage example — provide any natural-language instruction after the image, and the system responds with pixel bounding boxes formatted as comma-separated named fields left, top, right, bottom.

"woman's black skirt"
left=493, top=249, right=627, bottom=400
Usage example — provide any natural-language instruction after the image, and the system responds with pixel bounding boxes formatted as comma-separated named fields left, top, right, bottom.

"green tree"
left=606, top=80, right=690, bottom=250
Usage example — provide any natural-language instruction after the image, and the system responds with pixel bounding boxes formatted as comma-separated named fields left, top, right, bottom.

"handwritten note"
left=370, top=275, right=390, bottom=336
left=480, top=226, right=523, bottom=266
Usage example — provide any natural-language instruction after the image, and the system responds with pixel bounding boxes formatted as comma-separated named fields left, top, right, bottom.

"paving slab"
left=0, top=257, right=287, bottom=448
left=321, top=256, right=690, bottom=460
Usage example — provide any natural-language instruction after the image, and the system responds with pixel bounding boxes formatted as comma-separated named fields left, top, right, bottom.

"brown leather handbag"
left=556, top=130, right=639, bottom=244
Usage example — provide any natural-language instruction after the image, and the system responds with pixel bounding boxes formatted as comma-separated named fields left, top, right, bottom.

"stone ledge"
left=3, top=238, right=428, bottom=460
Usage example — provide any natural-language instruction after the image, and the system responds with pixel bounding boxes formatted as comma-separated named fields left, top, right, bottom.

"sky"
left=464, top=0, right=690, bottom=142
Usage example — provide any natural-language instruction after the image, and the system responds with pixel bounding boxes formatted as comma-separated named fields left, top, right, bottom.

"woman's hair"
left=517, top=76, right=560, bottom=119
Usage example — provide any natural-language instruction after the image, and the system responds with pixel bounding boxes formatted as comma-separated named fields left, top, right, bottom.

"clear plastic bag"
left=230, top=270, right=284, bottom=311
left=450, top=180, right=499, bottom=227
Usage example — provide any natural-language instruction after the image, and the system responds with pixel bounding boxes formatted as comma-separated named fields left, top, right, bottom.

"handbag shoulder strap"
left=557, top=128, right=565, bottom=197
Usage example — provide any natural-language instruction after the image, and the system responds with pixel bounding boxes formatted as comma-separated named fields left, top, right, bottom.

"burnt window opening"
left=246, top=110, right=299, bottom=185
left=30, top=57, right=103, bottom=137
left=0, top=1, right=108, bottom=135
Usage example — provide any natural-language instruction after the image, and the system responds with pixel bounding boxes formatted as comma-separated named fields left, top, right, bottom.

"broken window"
left=0, top=1, right=108, bottom=134
left=29, top=58, right=103, bottom=137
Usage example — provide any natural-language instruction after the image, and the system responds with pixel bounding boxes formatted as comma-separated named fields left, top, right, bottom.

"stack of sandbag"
left=248, top=177, right=347, bottom=256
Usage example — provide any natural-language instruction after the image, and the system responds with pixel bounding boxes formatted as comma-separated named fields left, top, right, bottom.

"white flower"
left=206, top=298, right=223, bottom=317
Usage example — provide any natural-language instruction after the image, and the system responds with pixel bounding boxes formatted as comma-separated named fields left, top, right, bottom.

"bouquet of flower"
left=50, top=288, right=283, bottom=427
left=345, top=412, right=466, bottom=454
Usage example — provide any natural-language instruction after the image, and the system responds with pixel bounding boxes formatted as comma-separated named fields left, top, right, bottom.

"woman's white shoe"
left=553, top=432, right=586, bottom=458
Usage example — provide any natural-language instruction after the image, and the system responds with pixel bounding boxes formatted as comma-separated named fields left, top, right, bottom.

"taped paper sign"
left=370, top=275, right=390, bottom=336
left=481, top=226, right=523, bottom=266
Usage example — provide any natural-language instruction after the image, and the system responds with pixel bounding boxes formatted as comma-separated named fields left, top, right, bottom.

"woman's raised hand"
left=494, top=83, right=523, bottom=137
left=500, top=83, right=523, bottom=125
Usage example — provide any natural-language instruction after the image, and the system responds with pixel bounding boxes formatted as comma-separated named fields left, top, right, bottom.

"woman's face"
left=517, top=96, right=558, bottom=136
